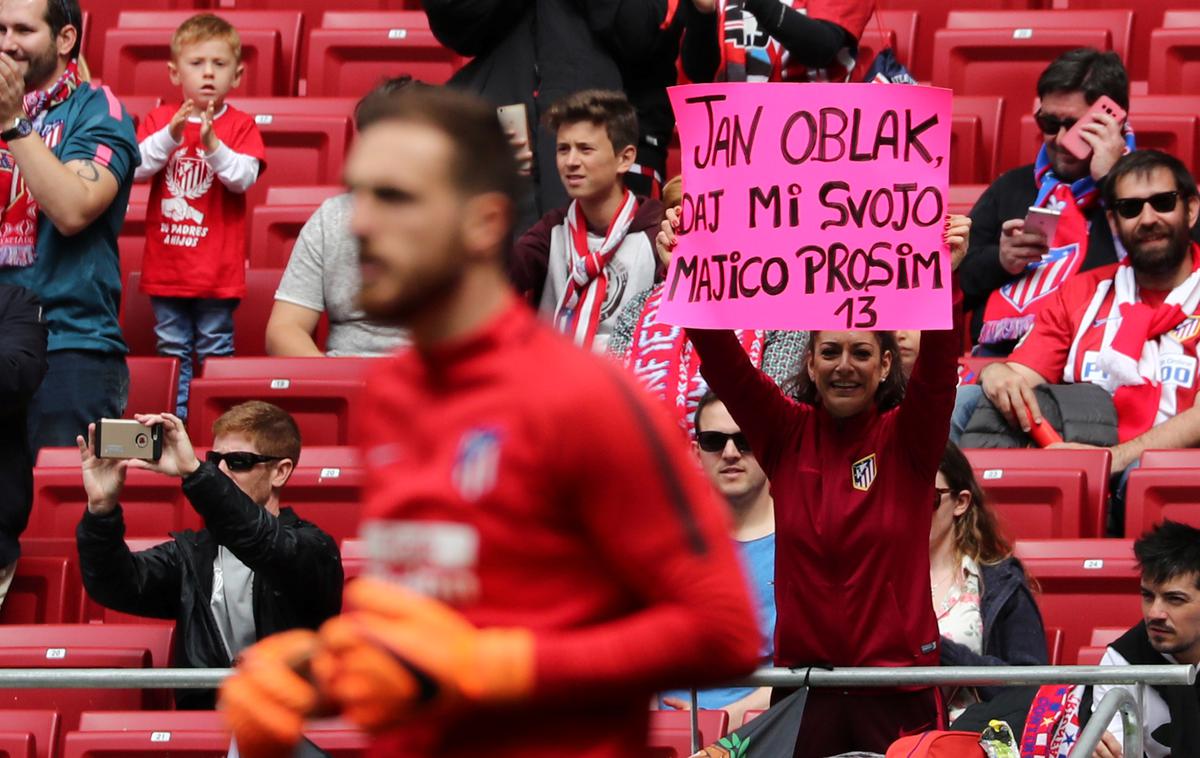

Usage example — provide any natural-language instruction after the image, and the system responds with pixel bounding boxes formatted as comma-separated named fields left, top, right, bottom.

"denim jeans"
left=151, top=296, right=237, bottom=419
left=951, top=384, right=984, bottom=444
left=27, top=349, right=129, bottom=455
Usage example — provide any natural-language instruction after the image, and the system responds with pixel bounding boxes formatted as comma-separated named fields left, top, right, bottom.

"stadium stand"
left=0, top=712, right=59, bottom=758
left=124, top=357, right=181, bottom=418
left=1057, top=0, right=1185, bottom=80
left=1125, top=467, right=1200, bottom=538
left=1014, top=539, right=1142, bottom=664
left=303, top=12, right=465, bottom=96
left=648, top=709, right=730, bottom=758
left=0, top=556, right=74, bottom=625
left=871, top=10, right=918, bottom=75
left=882, top=0, right=1042, bottom=82
left=188, top=357, right=371, bottom=445
left=100, top=10, right=303, bottom=96
left=248, top=185, right=344, bottom=268
left=964, top=448, right=1112, bottom=538
left=951, top=96, right=1005, bottom=184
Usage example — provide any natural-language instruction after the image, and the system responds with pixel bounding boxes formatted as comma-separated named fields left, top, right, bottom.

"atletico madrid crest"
left=851, top=453, right=877, bottom=492
left=1170, top=315, right=1200, bottom=345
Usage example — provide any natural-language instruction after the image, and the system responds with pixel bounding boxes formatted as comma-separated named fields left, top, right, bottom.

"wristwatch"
left=0, top=116, right=33, bottom=142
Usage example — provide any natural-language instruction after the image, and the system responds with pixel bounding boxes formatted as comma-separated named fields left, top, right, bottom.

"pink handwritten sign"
left=660, top=83, right=954, bottom=330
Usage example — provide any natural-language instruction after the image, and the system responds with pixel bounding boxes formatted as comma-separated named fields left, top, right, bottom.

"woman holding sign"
left=658, top=212, right=970, bottom=756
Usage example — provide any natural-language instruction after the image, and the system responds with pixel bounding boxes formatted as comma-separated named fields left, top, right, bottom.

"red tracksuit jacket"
left=357, top=295, right=759, bottom=757
left=688, top=282, right=962, bottom=672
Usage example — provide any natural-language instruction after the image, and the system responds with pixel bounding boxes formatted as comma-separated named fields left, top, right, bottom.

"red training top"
left=358, top=296, right=759, bottom=758
left=688, top=280, right=962, bottom=673
left=138, top=103, right=265, bottom=299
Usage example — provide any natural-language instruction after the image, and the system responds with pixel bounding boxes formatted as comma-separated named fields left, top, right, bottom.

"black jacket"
left=939, top=557, right=1047, bottom=702
left=76, top=462, right=343, bottom=709
left=962, top=164, right=1200, bottom=351
left=0, top=285, right=47, bottom=566
left=424, top=0, right=698, bottom=230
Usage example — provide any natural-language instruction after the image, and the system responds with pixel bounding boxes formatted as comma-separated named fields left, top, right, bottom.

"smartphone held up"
left=94, top=419, right=163, bottom=461
left=1059, top=95, right=1126, bottom=161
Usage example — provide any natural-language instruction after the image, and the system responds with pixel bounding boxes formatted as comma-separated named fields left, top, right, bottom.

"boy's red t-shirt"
left=137, top=103, right=266, bottom=299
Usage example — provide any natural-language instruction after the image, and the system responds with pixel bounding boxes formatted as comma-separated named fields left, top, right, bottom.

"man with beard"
left=0, top=0, right=138, bottom=452
left=1089, top=520, right=1200, bottom=758
left=981, top=150, right=1200, bottom=479
left=218, top=86, right=759, bottom=758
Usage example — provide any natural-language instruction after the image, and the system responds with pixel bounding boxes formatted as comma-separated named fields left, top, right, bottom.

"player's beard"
left=357, top=240, right=466, bottom=327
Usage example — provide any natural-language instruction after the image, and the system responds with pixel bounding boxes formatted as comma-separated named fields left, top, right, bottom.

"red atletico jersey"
left=138, top=104, right=265, bottom=298
left=358, top=296, right=759, bottom=758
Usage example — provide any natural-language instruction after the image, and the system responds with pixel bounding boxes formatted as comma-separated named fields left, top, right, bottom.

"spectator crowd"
left=0, top=0, right=1198, bottom=755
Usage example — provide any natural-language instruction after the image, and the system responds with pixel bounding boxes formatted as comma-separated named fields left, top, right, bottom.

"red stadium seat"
left=82, top=1, right=203, bottom=79
left=67, top=713, right=367, bottom=758
left=119, top=184, right=150, bottom=278
left=951, top=96, right=1005, bottom=184
left=0, top=626, right=175, bottom=742
left=1148, top=29, right=1200, bottom=95
left=1014, top=539, right=1141, bottom=664
left=102, top=11, right=303, bottom=96
left=0, top=556, right=75, bottom=624
left=851, top=27, right=897, bottom=82
left=648, top=709, right=729, bottom=757
left=189, top=357, right=371, bottom=446
left=931, top=28, right=1112, bottom=174
left=277, top=466, right=363, bottom=544
left=1125, top=467, right=1200, bottom=537
left=125, top=357, right=180, bottom=417
left=247, top=185, right=344, bottom=269
left=946, top=184, right=987, bottom=217
left=115, top=95, right=161, bottom=130
left=1091, top=627, right=1127, bottom=647
left=945, top=10, right=1132, bottom=63
left=881, top=0, right=1041, bottom=81
left=304, top=12, right=466, bottom=96
left=1058, top=0, right=1189, bottom=80
left=0, top=712, right=59, bottom=758
left=964, top=448, right=1112, bottom=538
left=233, top=268, right=285, bottom=356
left=224, top=98, right=355, bottom=210
left=872, top=10, right=918, bottom=74
left=1077, top=645, right=1107, bottom=665
left=30, top=465, right=193, bottom=539
left=1046, top=625, right=1064, bottom=666
left=102, top=28, right=281, bottom=98
left=1139, top=448, right=1200, bottom=468
left=972, top=467, right=1087, bottom=539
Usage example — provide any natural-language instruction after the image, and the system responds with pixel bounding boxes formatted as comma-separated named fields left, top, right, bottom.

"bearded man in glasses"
left=981, top=150, right=1200, bottom=504
left=74, top=400, right=343, bottom=710
left=960, top=48, right=1153, bottom=357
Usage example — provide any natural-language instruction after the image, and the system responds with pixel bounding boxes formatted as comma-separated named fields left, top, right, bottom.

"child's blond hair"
left=170, top=13, right=242, bottom=62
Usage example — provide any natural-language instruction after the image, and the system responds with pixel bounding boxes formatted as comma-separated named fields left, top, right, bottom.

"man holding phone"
left=74, top=401, right=343, bottom=709
left=961, top=48, right=1135, bottom=357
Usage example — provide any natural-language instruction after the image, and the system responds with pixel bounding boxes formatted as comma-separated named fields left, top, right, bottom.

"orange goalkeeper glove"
left=219, top=630, right=321, bottom=758
left=311, top=577, right=535, bottom=733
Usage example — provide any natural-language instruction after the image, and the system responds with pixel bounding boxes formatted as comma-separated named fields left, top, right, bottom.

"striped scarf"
left=554, top=191, right=638, bottom=348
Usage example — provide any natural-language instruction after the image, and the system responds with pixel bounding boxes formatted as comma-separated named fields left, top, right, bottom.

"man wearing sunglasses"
left=961, top=49, right=1171, bottom=358
left=659, top=391, right=776, bottom=727
left=75, top=400, right=343, bottom=709
left=981, top=150, right=1200, bottom=509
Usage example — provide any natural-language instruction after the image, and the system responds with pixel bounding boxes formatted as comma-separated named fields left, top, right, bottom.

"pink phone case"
left=1059, top=95, right=1127, bottom=161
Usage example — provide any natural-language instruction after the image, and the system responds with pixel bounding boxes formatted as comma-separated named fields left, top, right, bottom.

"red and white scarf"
left=1065, top=255, right=1200, bottom=442
left=980, top=129, right=1136, bottom=346
left=554, top=191, right=639, bottom=348
left=625, top=283, right=764, bottom=434
left=0, top=61, right=82, bottom=268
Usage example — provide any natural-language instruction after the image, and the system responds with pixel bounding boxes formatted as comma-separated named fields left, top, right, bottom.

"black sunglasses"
left=1034, top=110, right=1079, bottom=136
left=696, top=431, right=752, bottom=454
left=932, top=486, right=953, bottom=511
left=206, top=450, right=283, bottom=472
left=1112, top=191, right=1180, bottom=219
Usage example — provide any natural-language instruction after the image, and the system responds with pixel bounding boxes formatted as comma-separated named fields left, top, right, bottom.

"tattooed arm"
left=4, top=137, right=121, bottom=236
